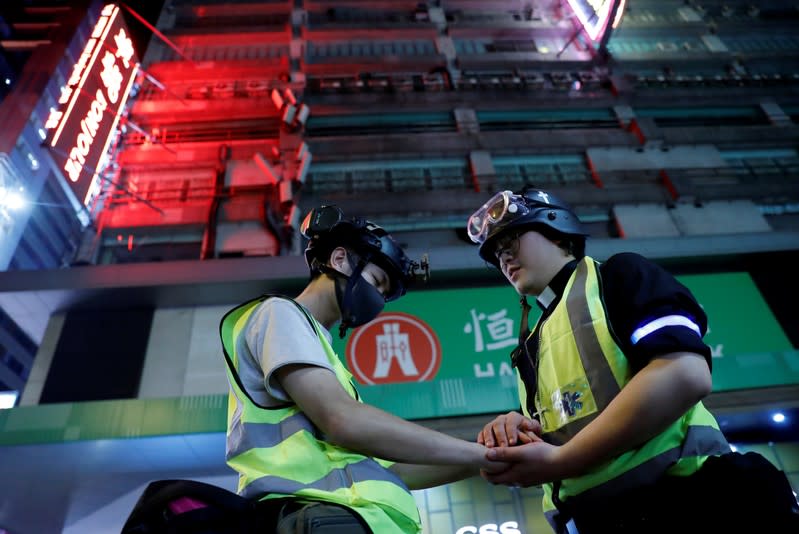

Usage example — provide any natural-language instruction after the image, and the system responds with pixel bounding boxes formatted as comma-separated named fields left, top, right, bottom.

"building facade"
left=0, top=0, right=798, bottom=532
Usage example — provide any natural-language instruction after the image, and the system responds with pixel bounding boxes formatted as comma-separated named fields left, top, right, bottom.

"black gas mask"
left=301, top=205, right=430, bottom=338
left=332, top=252, right=386, bottom=338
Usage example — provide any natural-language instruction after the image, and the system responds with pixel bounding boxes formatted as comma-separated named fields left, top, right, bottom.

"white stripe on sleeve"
left=630, top=314, right=701, bottom=345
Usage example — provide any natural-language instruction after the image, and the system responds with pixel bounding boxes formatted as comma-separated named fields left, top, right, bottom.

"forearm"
left=281, top=365, right=491, bottom=468
left=390, top=463, right=478, bottom=490
left=329, top=401, right=486, bottom=467
left=557, top=352, right=711, bottom=477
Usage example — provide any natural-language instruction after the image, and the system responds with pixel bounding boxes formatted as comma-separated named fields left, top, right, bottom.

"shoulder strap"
left=219, top=295, right=293, bottom=410
left=220, top=294, right=325, bottom=411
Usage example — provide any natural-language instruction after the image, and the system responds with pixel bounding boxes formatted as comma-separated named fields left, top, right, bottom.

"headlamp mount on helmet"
left=301, top=205, right=430, bottom=301
left=301, top=205, right=429, bottom=338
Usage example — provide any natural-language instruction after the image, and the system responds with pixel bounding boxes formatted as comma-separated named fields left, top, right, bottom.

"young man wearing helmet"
left=467, top=188, right=799, bottom=533
left=219, top=205, right=508, bottom=534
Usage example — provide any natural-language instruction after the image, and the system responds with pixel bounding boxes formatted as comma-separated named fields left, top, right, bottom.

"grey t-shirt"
left=236, top=297, right=335, bottom=406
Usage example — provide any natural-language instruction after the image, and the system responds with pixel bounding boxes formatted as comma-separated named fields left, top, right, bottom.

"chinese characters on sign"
left=114, top=28, right=134, bottom=69
left=464, top=307, right=517, bottom=378
left=334, top=277, right=792, bottom=420
left=463, top=308, right=516, bottom=353
left=45, top=4, right=139, bottom=206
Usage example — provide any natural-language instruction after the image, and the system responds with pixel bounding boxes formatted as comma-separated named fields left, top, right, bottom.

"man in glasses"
left=219, top=205, right=508, bottom=534
left=467, top=188, right=798, bottom=533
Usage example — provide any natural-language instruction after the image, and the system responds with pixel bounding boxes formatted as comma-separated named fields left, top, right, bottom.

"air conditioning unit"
left=211, top=81, right=236, bottom=98
left=367, top=76, right=390, bottom=91
left=578, top=71, right=600, bottom=87
left=519, top=71, right=545, bottom=89
left=391, top=75, right=415, bottom=92
left=413, top=5, right=430, bottom=22
left=340, top=76, right=363, bottom=93
left=318, top=78, right=343, bottom=92
left=423, top=72, right=447, bottom=91
left=216, top=221, right=280, bottom=257
left=549, top=72, right=573, bottom=88
left=244, top=80, right=270, bottom=96
left=501, top=74, right=523, bottom=89
left=457, top=76, right=479, bottom=91
left=479, top=75, right=503, bottom=90
left=186, top=85, right=210, bottom=99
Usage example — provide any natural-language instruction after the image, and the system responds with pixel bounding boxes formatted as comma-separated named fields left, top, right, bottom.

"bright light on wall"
left=772, top=412, right=786, bottom=424
left=27, top=153, right=39, bottom=171
left=0, top=188, right=26, bottom=211
left=0, top=155, right=27, bottom=233
left=0, top=391, right=18, bottom=409
left=565, top=0, right=626, bottom=42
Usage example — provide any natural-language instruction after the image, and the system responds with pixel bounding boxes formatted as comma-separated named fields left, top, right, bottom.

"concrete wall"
left=22, top=303, right=237, bottom=405
left=139, top=304, right=235, bottom=399
left=19, top=311, right=65, bottom=406
left=614, top=200, right=772, bottom=238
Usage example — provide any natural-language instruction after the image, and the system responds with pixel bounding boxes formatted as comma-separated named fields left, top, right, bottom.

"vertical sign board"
left=333, top=272, right=794, bottom=420
left=45, top=4, right=139, bottom=206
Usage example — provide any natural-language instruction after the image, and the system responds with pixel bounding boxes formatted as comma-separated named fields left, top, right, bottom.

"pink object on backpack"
left=167, top=496, right=208, bottom=515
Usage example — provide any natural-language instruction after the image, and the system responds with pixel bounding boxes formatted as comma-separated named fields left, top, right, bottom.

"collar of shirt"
left=535, top=259, right=579, bottom=312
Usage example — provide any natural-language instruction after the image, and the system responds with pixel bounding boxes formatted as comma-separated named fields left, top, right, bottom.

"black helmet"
left=467, top=189, right=587, bottom=267
left=301, top=205, right=426, bottom=301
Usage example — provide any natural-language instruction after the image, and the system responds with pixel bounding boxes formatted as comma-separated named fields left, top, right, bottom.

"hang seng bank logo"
left=346, top=312, right=441, bottom=385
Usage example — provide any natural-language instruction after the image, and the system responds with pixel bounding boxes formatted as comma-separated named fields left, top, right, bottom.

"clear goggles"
left=467, top=190, right=530, bottom=244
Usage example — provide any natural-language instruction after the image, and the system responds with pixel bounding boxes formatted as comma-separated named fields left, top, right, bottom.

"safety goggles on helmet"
left=467, top=190, right=531, bottom=245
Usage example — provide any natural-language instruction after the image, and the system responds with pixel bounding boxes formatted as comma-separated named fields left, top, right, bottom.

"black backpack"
left=120, top=479, right=288, bottom=534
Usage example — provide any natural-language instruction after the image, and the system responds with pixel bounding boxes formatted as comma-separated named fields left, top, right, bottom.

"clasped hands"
left=476, top=411, right=561, bottom=487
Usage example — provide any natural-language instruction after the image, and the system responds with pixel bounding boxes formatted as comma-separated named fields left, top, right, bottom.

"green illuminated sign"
left=332, top=271, right=795, bottom=419
left=0, top=273, right=794, bottom=447
left=680, top=272, right=795, bottom=392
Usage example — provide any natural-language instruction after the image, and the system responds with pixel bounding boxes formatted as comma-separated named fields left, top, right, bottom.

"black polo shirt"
left=515, top=252, right=711, bottom=417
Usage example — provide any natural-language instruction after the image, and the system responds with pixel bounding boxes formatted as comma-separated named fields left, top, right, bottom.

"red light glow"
left=45, top=4, right=139, bottom=206
left=50, top=4, right=119, bottom=146
left=83, top=60, right=138, bottom=204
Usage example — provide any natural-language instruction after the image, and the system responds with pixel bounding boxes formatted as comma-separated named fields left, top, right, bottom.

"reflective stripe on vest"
left=241, top=457, right=408, bottom=498
left=219, top=295, right=422, bottom=533
left=521, top=259, right=729, bottom=512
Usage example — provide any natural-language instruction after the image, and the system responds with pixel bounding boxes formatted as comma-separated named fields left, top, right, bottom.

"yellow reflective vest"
left=516, top=258, right=730, bottom=521
left=220, top=295, right=422, bottom=533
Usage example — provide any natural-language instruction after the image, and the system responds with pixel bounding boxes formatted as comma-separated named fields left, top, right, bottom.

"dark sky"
left=119, top=1, right=167, bottom=59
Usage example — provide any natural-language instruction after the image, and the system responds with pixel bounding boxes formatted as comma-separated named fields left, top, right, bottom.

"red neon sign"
left=45, top=4, right=138, bottom=206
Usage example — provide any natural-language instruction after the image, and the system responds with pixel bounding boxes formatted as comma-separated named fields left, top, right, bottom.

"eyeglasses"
left=467, top=190, right=530, bottom=244
left=493, top=231, right=522, bottom=261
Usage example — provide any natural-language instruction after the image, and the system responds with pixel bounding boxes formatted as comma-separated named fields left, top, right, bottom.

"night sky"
left=120, top=1, right=167, bottom=59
